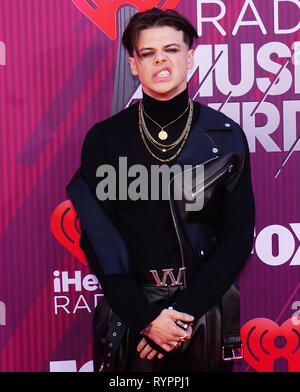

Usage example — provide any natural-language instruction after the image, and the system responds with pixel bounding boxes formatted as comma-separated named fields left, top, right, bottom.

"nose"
left=154, top=51, right=167, bottom=65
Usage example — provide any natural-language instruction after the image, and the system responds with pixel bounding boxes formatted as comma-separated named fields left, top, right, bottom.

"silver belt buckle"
left=149, top=267, right=186, bottom=287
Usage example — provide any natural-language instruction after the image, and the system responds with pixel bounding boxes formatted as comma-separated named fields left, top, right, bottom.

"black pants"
left=93, top=285, right=232, bottom=372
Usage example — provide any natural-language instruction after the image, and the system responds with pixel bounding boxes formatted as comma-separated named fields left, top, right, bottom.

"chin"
left=152, top=85, right=179, bottom=96
left=143, top=81, right=185, bottom=100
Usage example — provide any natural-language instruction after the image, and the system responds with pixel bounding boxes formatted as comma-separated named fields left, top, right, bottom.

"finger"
left=180, top=326, right=193, bottom=341
left=173, top=341, right=182, bottom=350
left=173, top=327, right=189, bottom=340
left=160, top=343, right=173, bottom=353
left=139, top=344, right=153, bottom=359
left=146, top=349, right=158, bottom=360
left=176, top=328, right=190, bottom=342
left=168, top=341, right=181, bottom=349
left=161, top=322, right=191, bottom=341
left=176, top=326, right=193, bottom=344
left=158, top=353, right=165, bottom=359
left=186, top=326, right=193, bottom=339
left=168, top=309, right=194, bottom=323
left=137, top=338, right=147, bottom=353
left=176, top=320, right=189, bottom=330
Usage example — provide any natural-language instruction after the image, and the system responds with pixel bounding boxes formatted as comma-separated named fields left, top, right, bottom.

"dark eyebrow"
left=138, top=43, right=181, bottom=52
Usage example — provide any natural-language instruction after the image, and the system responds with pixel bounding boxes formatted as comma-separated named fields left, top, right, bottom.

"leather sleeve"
left=173, top=131, right=255, bottom=319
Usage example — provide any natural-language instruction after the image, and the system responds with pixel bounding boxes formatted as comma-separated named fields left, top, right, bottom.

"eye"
left=166, top=48, right=178, bottom=53
left=140, top=52, right=153, bottom=58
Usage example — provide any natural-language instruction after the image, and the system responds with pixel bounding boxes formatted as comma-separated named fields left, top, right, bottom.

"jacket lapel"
left=176, top=111, right=221, bottom=168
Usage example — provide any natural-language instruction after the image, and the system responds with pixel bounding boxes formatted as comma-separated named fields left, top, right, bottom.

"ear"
left=187, top=49, right=194, bottom=70
left=128, top=57, right=138, bottom=76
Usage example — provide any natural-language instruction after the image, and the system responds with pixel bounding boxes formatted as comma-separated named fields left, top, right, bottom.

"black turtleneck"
left=142, top=87, right=190, bottom=124
left=141, top=88, right=199, bottom=162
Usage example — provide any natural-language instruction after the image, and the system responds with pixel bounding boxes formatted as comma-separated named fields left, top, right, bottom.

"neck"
left=142, top=87, right=189, bottom=124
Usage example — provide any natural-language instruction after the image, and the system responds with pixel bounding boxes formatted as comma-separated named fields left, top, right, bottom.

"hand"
left=137, top=324, right=193, bottom=360
left=146, top=308, right=194, bottom=347
left=136, top=337, right=178, bottom=360
left=137, top=309, right=194, bottom=360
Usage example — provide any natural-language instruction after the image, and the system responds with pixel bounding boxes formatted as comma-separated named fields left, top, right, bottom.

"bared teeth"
left=156, top=70, right=170, bottom=77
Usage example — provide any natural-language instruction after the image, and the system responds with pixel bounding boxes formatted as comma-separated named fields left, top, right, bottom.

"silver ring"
left=176, top=320, right=188, bottom=330
left=179, top=330, right=188, bottom=341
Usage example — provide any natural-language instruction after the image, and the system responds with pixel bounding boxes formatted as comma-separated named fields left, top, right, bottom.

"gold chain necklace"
left=142, top=99, right=190, bottom=141
left=140, top=99, right=193, bottom=152
left=138, top=100, right=194, bottom=163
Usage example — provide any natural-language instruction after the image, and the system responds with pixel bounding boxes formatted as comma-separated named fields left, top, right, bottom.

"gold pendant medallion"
left=158, top=130, right=168, bottom=141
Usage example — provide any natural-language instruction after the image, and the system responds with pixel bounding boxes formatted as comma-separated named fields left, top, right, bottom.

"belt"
left=141, top=267, right=187, bottom=287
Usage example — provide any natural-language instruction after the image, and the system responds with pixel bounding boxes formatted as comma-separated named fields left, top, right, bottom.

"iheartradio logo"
left=72, top=0, right=182, bottom=40
left=50, top=200, right=88, bottom=265
left=241, top=318, right=300, bottom=372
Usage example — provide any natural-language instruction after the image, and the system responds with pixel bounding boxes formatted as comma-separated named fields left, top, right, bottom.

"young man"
left=67, top=8, right=255, bottom=372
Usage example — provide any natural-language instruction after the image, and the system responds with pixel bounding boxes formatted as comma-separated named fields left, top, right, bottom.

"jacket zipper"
left=190, top=162, right=234, bottom=199
left=168, top=155, right=219, bottom=288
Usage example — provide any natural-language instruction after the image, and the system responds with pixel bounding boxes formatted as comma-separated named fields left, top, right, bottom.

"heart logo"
left=241, top=318, right=300, bottom=372
left=50, top=200, right=88, bottom=265
left=72, top=0, right=182, bottom=40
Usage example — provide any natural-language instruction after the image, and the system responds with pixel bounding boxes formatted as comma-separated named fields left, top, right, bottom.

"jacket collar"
left=176, top=106, right=221, bottom=168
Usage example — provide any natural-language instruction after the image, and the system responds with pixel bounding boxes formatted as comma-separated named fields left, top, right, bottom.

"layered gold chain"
left=142, top=99, right=191, bottom=141
left=138, top=100, right=194, bottom=163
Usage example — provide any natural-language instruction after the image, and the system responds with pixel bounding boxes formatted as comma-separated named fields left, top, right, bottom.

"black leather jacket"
left=66, top=104, right=248, bottom=282
left=66, top=103, right=254, bottom=369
